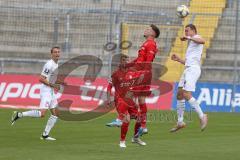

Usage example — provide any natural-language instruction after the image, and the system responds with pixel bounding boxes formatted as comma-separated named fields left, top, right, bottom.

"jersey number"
left=44, top=69, right=50, bottom=75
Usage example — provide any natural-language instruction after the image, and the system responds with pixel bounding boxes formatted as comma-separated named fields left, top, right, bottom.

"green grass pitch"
left=0, top=109, right=240, bottom=160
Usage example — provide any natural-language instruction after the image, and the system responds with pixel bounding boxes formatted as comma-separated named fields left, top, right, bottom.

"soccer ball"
left=176, top=5, right=189, bottom=18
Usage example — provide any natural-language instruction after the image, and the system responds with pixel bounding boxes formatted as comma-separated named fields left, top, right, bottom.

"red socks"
left=139, top=103, right=147, bottom=128
left=134, top=122, right=141, bottom=136
left=120, top=122, right=129, bottom=141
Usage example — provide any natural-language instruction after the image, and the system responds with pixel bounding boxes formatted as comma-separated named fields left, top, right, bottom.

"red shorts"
left=116, top=98, right=139, bottom=120
left=128, top=70, right=152, bottom=96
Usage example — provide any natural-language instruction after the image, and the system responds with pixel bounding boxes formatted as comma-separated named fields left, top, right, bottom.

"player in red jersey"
left=125, top=24, right=160, bottom=136
left=106, top=54, right=147, bottom=148
left=106, top=25, right=160, bottom=136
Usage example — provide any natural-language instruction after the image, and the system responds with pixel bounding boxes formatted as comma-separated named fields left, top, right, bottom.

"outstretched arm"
left=171, top=54, right=185, bottom=65
left=107, top=83, right=113, bottom=100
left=180, top=35, right=205, bottom=44
left=107, top=77, right=116, bottom=104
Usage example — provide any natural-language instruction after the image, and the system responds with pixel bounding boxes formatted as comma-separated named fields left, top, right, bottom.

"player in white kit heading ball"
left=170, top=24, right=208, bottom=132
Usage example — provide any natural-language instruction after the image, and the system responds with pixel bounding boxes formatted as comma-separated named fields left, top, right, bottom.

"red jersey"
left=108, top=68, right=139, bottom=106
left=136, top=38, right=158, bottom=63
left=123, top=38, right=158, bottom=96
left=111, top=68, right=136, bottom=98
left=129, top=38, right=158, bottom=71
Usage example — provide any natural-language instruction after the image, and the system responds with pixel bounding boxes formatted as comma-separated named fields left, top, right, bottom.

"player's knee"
left=177, top=94, right=183, bottom=100
left=40, top=110, right=46, bottom=117
left=52, top=111, right=58, bottom=117
left=125, top=119, right=130, bottom=124
left=177, top=91, right=184, bottom=100
left=183, top=91, right=192, bottom=100
left=136, top=117, right=141, bottom=123
left=50, top=108, right=59, bottom=117
left=122, top=114, right=130, bottom=123
left=138, top=97, right=146, bottom=104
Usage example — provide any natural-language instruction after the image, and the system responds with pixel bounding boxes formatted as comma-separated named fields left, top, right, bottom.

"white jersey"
left=185, top=34, right=203, bottom=67
left=40, top=59, right=58, bottom=93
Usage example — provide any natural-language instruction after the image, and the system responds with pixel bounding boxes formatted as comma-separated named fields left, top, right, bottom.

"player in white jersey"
left=11, top=47, right=64, bottom=140
left=170, top=24, right=208, bottom=132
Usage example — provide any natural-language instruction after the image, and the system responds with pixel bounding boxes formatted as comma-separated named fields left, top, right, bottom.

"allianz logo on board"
left=197, top=88, right=240, bottom=107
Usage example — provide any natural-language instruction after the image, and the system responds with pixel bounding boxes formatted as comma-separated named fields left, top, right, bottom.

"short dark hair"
left=150, top=24, right=160, bottom=38
left=185, top=24, right=197, bottom=33
left=51, top=46, right=60, bottom=53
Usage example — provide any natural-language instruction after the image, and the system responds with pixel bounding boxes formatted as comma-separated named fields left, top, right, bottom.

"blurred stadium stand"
left=0, top=0, right=239, bottom=84
left=202, top=0, right=240, bottom=82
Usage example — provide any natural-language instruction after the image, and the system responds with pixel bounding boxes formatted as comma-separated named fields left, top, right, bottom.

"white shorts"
left=178, top=66, right=201, bottom=92
left=39, top=91, right=58, bottom=109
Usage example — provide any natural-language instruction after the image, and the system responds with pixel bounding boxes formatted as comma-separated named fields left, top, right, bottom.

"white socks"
left=176, top=97, right=204, bottom=124
left=177, top=100, right=185, bottom=124
left=188, top=97, right=204, bottom=119
left=19, top=110, right=41, bottom=118
left=17, top=110, right=58, bottom=136
left=43, top=115, right=58, bottom=136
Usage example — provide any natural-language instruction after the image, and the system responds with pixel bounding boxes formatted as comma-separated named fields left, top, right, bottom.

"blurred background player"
left=106, top=54, right=147, bottom=148
left=170, top=24, right=208, bottom=132
left=11, top=47, right=65, bottom=140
